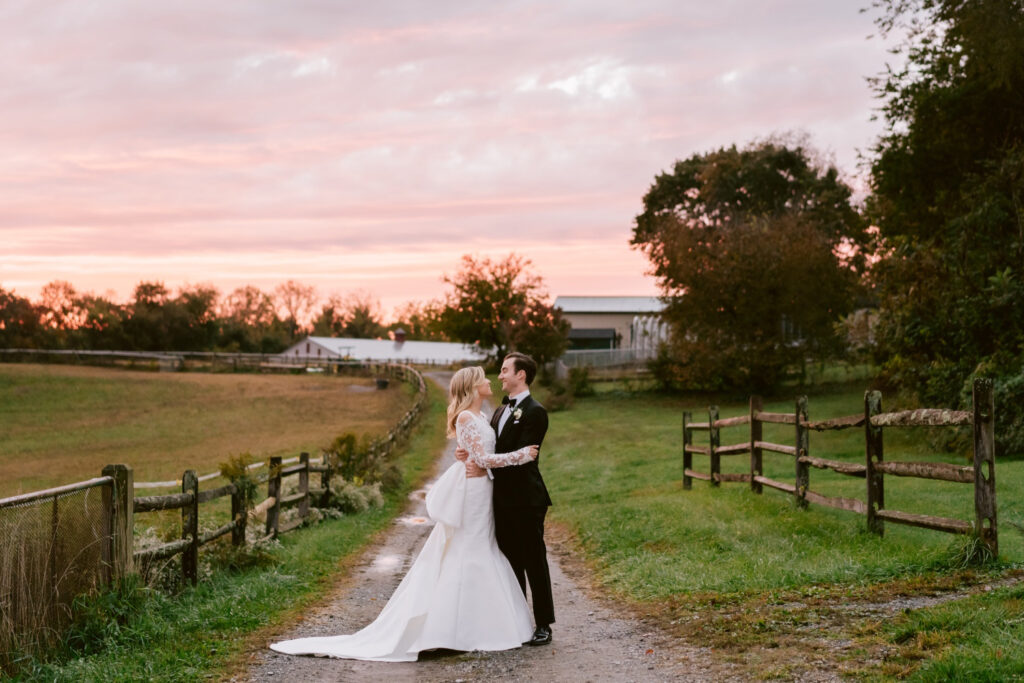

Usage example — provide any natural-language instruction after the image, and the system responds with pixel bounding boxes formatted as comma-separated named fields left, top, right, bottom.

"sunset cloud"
left=0, top=0, right=893, bottom=315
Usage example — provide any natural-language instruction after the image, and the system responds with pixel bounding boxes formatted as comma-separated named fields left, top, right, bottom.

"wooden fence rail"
left=126, top=362, right=429, bottom=585
left=681, top=378, right=997, bottom=554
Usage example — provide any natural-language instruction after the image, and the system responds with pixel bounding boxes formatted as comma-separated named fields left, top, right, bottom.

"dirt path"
left=240, top=373, right=717, bottom=682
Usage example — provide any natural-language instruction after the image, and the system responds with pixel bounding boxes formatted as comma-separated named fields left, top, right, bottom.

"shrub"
left=218, top=452, right=260, bottom=506
left=543, top=379, right=575, bottom=412
left=324, top=478, right=384, bottom=514
left=568, top=366, right=595, bottom=397
left=325, top=432, right=404, bottom=491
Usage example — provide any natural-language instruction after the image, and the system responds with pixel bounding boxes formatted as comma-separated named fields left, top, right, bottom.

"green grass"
left=537, top=383, right=1024, bottom=678
left=4, top=380, right=448, bottom=682
left=866, top=580, right=1024, bottom=680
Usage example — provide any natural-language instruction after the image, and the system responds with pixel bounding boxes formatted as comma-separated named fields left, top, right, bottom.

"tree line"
left=632, top=0, right=1024, bottom=454
left=0, top=254, right=568, bottom=365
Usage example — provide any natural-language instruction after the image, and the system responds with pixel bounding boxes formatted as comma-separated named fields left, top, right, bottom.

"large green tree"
left=439, top=254, right=568, bottom=365
left=866, top=0, right=1024, bottom=451
left=632, top=139, right=868, bottom=392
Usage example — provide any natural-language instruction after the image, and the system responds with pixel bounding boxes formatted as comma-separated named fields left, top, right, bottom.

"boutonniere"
left=513, top=407, right=523, bottom=421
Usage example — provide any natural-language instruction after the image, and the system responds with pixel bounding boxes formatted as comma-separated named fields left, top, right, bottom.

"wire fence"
left=0, top=478, right=114, bottom=663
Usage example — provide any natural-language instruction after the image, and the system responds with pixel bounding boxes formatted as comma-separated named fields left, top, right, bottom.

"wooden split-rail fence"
left=682, top=378, right=997, bottom=554
left=127, top=363, right=427, bottom=585
left=0, top=362, right=428, bottom=661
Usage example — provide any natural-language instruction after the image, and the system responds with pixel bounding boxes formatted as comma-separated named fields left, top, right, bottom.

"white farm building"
left=277, top=334, right=488, bottom=365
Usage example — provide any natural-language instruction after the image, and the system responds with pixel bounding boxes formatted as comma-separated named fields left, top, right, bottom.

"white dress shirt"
left=498, top=389, right=531, bottom=435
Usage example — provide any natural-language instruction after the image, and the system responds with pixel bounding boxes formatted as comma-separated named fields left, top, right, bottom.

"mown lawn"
left=0, top=363, right=413, bottom=497
left=539, top=383, right=1024, bottom=679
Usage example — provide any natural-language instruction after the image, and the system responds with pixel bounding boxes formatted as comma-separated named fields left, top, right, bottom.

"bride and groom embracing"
left=270, top=351, right=555, bottom=662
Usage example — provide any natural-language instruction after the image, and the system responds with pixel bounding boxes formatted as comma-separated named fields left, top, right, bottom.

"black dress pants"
left=494, top=504, right=555, bottom=627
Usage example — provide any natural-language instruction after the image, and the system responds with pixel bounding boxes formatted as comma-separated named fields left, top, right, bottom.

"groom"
left=457, top=351, right=554, bottom=646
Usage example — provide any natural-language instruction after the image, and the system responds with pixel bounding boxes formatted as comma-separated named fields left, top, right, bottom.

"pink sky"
left=1, top=1, right=893, bottom=319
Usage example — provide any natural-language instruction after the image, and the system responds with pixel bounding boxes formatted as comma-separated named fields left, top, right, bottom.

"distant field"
left=0, top=363, right=414, bottom=497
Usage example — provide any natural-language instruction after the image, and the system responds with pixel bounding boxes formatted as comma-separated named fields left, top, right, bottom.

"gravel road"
left=239, top=372, right=716, bottom=682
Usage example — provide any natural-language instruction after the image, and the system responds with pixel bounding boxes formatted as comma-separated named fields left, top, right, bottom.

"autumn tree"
left=274, top=280, right=318, bottom=341
left=438, top=254, right=568, bottom=364
left=632, top=139, right=868, bottom=392
left=0, top=287, right=44, bottom=348
left=311, top=291, right=387, bottom=339
left=220, top=285, right=287, bottom=352
left=311, top=295, right=347, bottom=337
left=390, top=300, right=448, bottom=341
left=38, top=281, right=83, bottom=345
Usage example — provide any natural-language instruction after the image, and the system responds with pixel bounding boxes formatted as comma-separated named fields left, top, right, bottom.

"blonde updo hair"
left=447, top=366, right=486, bottom=437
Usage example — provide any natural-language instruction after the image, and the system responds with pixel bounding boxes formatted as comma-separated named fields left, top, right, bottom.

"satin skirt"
left=270, top=476, right=534, bottom=661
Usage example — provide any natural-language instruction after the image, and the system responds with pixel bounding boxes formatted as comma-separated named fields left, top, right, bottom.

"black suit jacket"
left=490, top=394, right=552, bottom=508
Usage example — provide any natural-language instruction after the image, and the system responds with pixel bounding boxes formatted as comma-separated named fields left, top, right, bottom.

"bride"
left=270, top=366, right=539, bottom=661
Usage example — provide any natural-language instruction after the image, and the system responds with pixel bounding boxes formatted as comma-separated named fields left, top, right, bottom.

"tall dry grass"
left=1, top=485, right=109, bottom=673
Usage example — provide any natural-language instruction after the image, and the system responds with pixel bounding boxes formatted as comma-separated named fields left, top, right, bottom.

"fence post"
left=299, top=452, right=310, bottom=520
left=266, top=456, right=282, bottom=539
left=750, top=396, right=763, bottom=494
left=708, top=406, right=720, bottom=486
left=682, top=411, right=692, bottom=490
left=101, top=464, right=134, bottom=583
left=230, top=474, right=247, bottom=548
left=795, top=396, right=809, bottom=508
left=181, top=470, right=198, bottom=586
left=865, top=391, right=884, bottom=536
left=321, top=452, right=333, bottom=506
left=972, top=378, right=997, bottom=556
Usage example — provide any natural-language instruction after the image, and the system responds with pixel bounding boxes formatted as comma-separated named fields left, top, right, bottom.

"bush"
left=568, top=367, right=595, bottom=397
left=325, top=432, right=403, bottom=491
left=543, top=379, right=575, bottom=412
left=324, top=478, right=384, bottom=514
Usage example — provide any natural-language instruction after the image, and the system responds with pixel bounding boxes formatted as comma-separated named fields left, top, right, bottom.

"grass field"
left=6, top=375, right=449, bottom=682
left=0, top=363, right=414, bottom=497
left=538, top=382, right=1024, bottom=679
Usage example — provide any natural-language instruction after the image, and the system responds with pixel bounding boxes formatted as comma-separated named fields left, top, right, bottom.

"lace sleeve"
left=456, top=412, right=534, bottom=469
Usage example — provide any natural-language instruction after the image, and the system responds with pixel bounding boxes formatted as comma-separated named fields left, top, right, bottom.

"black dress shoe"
left=526, top=625, right=552, bottom=646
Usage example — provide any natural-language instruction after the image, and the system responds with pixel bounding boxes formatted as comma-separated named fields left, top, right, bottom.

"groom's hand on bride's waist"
left=454, top=447, right=468, bottom=462
left=465, top=461, right=487, bottom=478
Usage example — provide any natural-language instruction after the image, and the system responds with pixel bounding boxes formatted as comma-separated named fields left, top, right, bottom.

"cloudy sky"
left=1, top=0, right=893, bottom=317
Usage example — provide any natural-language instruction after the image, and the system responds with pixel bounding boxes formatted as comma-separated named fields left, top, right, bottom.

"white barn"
left=554, top=296, right=666, bottom=351
left=277, top=334, right=488, bottom=365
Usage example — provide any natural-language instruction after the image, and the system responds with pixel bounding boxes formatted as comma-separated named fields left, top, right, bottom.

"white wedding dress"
left=270, top=410, right=535, bottom=661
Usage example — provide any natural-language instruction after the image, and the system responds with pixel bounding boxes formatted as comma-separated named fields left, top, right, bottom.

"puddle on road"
left=369, top=554, right=403, bottom=573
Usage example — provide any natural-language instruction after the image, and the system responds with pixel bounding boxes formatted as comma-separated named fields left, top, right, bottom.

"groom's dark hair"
left=504, top=352, right=537, bottom=385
